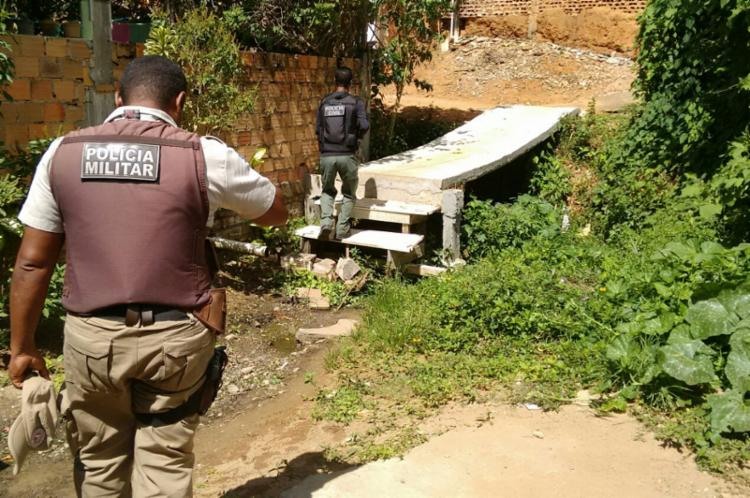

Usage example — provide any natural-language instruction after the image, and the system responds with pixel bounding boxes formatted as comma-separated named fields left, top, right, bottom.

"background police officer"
left=8, top=56, right=288, bottom=497
left=316, top=66, right=370, bottom=240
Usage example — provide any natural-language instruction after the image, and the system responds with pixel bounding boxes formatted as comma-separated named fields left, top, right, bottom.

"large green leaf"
left=686, top=299, right=738, bottom=339
left=707, top=390, right=750, bottom=435
left=718, top=289, right=750, bottom=319
left=606, top=334, right=631, bottom=363
left=659, top=340, right=718, bottom=385
left=726, top=327, right=750, bottom=392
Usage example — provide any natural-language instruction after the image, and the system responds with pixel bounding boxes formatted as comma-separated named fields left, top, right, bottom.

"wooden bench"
left=295, top=225, right=425, bottom=268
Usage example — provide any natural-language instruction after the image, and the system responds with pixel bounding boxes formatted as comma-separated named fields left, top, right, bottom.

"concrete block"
left=336, top=258, right=361, bottom=281
left=441, top=189, right=464, bottom=218
left=296, top=319, right=359, bottom=343
left=312, top=258, right=336, bottom=280
left=295, top=287, right=330, bottom=310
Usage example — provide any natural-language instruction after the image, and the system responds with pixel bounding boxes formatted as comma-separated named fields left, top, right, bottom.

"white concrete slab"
left=295, top=226, right=424, bottom=253
left=357, top=105, right=578, bottom=204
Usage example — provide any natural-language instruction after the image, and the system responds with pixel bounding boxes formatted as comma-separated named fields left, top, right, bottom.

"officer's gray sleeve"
left=18, top=138, right=65, bottom=233
left=202, top=137, right=276, bottom=225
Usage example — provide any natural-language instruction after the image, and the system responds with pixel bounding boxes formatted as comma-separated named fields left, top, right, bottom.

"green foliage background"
left=144, top=6, right=256, bottom=135
left=319, top=0, right=750, bottom=473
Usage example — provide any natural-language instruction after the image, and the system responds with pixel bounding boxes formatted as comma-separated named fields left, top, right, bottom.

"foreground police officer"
left=316, top=66, right=369, bottom=240
left=8, top=55, right=288, bottom=496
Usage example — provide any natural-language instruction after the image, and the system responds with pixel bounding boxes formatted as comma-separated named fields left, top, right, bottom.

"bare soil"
left=0, top=257, right=359, bottom=498
left=464, top=7, right=640, bottom=55
left=385, top=36, right=635, bottom=113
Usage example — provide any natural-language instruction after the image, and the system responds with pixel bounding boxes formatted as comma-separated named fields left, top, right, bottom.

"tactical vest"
left=49, top=117, right=212, bottom=314
left=319, top=92, right=359, bottom=154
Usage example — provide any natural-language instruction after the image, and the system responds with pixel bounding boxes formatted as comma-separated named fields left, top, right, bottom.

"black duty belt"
left=77, top=304, right=189, bottom=327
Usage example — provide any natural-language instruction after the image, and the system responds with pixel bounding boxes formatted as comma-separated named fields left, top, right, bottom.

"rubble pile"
left=447, top=36, right=633, bottom=95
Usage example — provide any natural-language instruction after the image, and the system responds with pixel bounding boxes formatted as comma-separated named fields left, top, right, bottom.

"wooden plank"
left=295, top=225, right=424, bottom=253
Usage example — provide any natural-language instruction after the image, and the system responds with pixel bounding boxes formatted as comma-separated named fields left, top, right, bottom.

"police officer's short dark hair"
left=335, top=67, right=353, bottom=88
left=119, top=55, right=188, bottom=108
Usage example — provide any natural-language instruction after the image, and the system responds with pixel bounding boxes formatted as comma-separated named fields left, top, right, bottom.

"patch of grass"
left=312, top=381, right=371, bottom=424
left=325, top=426, right=428, bottom=464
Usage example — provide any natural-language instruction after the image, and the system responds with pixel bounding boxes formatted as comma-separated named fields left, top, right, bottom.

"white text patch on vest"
left=81, top=143, right=160, bottom=182
left=324, top=105, right=346, bottom=117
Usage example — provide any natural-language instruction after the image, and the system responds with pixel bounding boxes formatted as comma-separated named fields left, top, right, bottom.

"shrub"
left=145, top=6, right=256, bottom=135
left=461, top=195, right=560, bottom=260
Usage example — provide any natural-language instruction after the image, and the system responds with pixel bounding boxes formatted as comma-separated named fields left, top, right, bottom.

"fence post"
left=85, top=0, right=115, bottom=126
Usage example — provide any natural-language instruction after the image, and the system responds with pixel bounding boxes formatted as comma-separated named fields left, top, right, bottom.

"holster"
left=197, top=346, right=228, bottom=415
left=192, top=288, right=227, bottom=335
left=134, top=346, right=228, bottom=425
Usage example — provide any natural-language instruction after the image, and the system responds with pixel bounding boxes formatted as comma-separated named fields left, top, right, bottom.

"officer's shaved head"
left=335, top=67, right=353, bottom=88
left=119, top=56, right=187, bottom=108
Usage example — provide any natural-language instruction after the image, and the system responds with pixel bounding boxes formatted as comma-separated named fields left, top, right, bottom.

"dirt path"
left=3, top=341, right=748, bottom=497
left=284, top=403, right=742, bottom=498
left=191, top=356, right=748, bottom=498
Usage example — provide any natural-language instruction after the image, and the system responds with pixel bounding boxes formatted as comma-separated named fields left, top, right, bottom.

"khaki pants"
left=61, top=313, right=215, bottom=497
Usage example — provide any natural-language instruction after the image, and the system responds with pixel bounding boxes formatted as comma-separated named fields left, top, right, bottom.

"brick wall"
left=0, top=35, right=137, bottom=153
left=1, top=35, right=358, bottom=237
left=460, top=0, right=646, bottom=17
left=212, top=52, right=360, bottom=237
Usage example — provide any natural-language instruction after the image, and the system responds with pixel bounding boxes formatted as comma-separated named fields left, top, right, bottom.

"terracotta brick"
left=5, top=124, right=29, bottom=151
left=19, top=36, right=45, bottom=57
left=40, top=58, right=63, bottom=78
left=235, top=130, right=251, bottom=146
left=0, top=102, right=17, bottom=122
left=43, top=102, right=65, bottom=122
left=75, top=82, right=86, bottom=100
left=58, top=122, right=77, bottom=134
left=28, top=123, right=51, bottom=140
left=45, top=38, right=68, bottom=57
left=14, top=56, right=39, bottom=77
left=135, top=44, right=145, bottom=57
left=31, top=79, right=54, bottom=101
left=62, top=59, right=84, bottom=79
left=64, top=105, right=84, bottom=122
left=68, top=39, right=91, bottom=59
left=1, top=35, right=20, bottom=55
left=82, top=66, right=93, bottom=85
left=53, top=80, right=76, bottom=101
left=17, top=102, right=44, bottom=123
left=94, top=83, right=115, bottom=93
left=6, top=79, right=31, bottom=100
